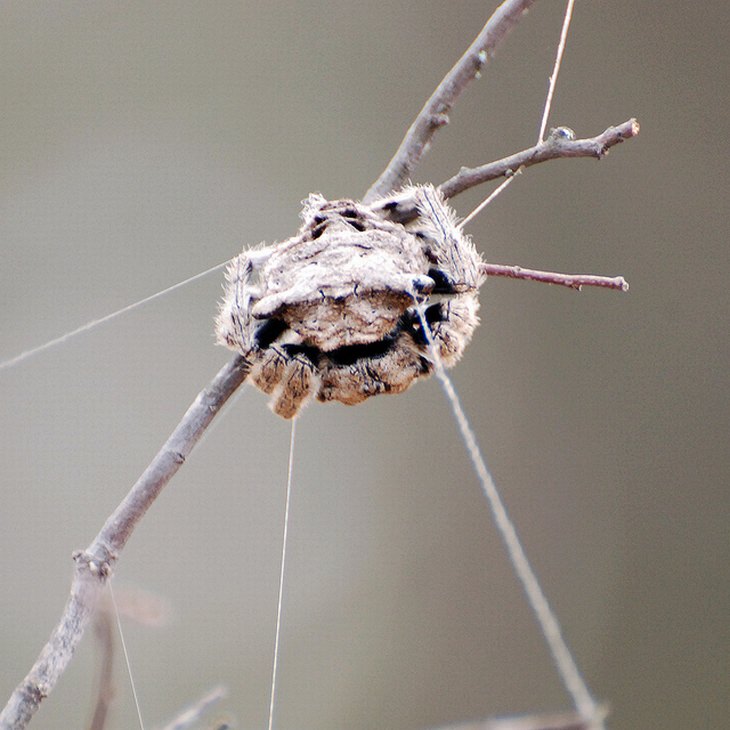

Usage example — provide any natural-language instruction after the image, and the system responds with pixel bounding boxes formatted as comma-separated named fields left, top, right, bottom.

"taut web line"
left=0, top=259, right=230, bottom=373
left=414, top=300, right=601, bottom=726
left=267, top=418, right=298, bottom=730
left=460, top=0, right=577, bottom=229
left=422, top=1, right=604, bottom=726
left=108, top=580, right=146, bottom=730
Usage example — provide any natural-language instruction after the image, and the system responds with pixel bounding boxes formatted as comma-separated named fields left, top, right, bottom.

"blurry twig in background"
left=87, top=586, right=171, bottom=730
left=159, top=686, right=229, bottom=730
left=432, top=710, right=606, bottom=730
left=87, top=603, right=115, bottom=730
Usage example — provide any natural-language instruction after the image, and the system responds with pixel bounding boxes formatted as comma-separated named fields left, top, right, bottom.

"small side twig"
left=364, top=0, right=538, bottom=202
left=482, top=263, right=628, bottom=292
left=374, top=120, right=640, bottom=225
left=440, top=120, right=640, bottom=200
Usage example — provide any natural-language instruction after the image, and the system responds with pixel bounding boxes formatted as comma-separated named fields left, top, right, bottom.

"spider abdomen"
left=215, top=185, right=485, bottom=418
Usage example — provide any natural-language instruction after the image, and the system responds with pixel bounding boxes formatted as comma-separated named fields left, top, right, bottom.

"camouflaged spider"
left=215, top=184, right=486, bottom=418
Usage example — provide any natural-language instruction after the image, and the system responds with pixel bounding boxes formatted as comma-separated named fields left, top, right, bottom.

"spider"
left=215, top=184, right=486, bottom=418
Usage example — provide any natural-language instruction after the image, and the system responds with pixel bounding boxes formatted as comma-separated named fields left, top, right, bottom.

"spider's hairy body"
left=216, top=184, right=486, bottom=418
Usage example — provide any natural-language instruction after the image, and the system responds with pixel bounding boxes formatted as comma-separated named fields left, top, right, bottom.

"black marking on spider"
left=254, top=318, right=288, bottom=350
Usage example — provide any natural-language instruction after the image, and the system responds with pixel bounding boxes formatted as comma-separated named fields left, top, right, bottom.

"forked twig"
left=441, top=120, right=640, bottom=200
left=372, top=121, right=640, bottom=225
left=2, top=1, right=635, bottom=726
left=364, top=0, right=538, bottom=203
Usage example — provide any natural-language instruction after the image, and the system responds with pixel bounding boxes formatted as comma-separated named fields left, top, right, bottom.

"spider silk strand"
left=537, top=0, right=576, bottom=143
left=109, top=580, right=146, bottom=730
left=413, top=303, right=600, bottom=726
left=0, top=259, right=230, bottom=373
left=460, top=0, right=576, bottom=229
left=458, top=175, right=517, bottom=229
left=267, top=418, right=297, bottom=730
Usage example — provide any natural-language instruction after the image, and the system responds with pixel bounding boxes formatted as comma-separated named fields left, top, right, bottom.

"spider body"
left=216, top=184, right=485, bottom=418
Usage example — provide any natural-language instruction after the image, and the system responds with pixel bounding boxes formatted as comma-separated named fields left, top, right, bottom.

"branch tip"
left=440, top=118, right=639, bottom=200
left=481, top=263, right=629, bottom=293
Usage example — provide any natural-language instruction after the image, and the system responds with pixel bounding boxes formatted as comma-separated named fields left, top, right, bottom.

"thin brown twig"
left=482, top=263, right=628, bottom=292
left=373, top=120, right=640, bottom=225
left=363, top=0, right=539, bottom=203
left=0, top=356, right=249, bottom=730
left=440, top=120, right=640, bottom=200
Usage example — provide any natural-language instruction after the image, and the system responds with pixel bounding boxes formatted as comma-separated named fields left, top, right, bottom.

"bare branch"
left=0, top=356, right=249, bottom=730
left=373, top=120, right=640, bottom=225
left=364, top=0, right=539, bottom=202
left=93, top=355, right=249, bottom=558
left=440, top=120, right=640, bottom=200
left=482, top=263, right=628, bottom=292
left=1, top=124, right=636, bottom=730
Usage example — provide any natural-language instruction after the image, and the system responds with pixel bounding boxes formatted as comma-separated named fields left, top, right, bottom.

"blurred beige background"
left=1, top=2, right=727, bottom=729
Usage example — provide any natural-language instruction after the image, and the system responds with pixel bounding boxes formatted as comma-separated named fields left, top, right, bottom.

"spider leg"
left=245, top=245, right=275, bottom=270
left=253, top=318, right=289, bottom=350
left=419, top=295, right=480, bottom=367
left=251, top=345, right=289, bottom=395
left=425, top=267, right=459, bottom=294
left=253, top=286, right=309, bottom=321
left=270, top=352, right=318, bottom=419
left=410, top=185, right=485, bottom=292
left=316, top=360, right=375, bottom=405
left=215, top=245, right=273, bottom=356
left=368, top=336, right=432, bottom=394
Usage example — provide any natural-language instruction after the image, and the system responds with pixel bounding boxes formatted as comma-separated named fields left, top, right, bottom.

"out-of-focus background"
left=1, top=2, right=727, bottom=729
